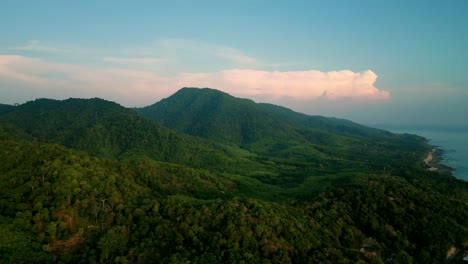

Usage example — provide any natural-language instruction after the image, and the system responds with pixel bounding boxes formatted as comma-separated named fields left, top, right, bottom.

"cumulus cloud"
left=178, top=69, right=390, bottom=101
left=0, top=55, right=390, bottom=106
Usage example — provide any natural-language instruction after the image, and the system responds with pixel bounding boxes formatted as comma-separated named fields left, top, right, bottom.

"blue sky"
left=1, top=0, right=467, bottom=126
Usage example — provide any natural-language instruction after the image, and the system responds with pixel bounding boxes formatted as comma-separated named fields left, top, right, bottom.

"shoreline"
left=423, top=148, right=453, bottom=173
left=424, top=149, right=438, bottom=171
left=372, top=124, right=466, bottom=180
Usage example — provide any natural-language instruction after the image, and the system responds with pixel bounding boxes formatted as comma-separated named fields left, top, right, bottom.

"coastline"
left=423, top=148, right=453, bottom=173
left=370, top=124, right=467, bottom=180
left=424, top=149, right=437, bottom=171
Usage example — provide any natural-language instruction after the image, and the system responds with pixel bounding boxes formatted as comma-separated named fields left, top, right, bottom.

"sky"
left=1, top=0, right=467, bottom=126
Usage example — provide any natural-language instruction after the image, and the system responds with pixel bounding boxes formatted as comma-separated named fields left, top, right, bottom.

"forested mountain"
left=1, top=90, right=467, bottom=263
left=136, top=88, right=302, bottom=145
left=137, top=87, right=400, bottom=144
left=0, top=98, right=264, bottom=172
left=137, top=88, right=430, bottom=184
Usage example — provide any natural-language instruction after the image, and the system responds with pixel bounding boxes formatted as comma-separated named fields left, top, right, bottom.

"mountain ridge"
left=137, top=87, right=410, bottom=144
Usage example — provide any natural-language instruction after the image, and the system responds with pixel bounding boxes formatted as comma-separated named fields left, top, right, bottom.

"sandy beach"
left=424, top=149, right=438, bottom=171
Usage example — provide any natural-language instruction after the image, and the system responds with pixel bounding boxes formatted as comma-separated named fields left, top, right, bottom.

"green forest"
left=0, top=88, right=467, bottom=263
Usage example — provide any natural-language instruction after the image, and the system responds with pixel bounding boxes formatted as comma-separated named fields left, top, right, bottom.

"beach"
left=424, top=149, right=438, bottom=171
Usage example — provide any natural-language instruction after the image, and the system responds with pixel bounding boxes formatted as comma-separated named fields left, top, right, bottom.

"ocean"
left=371, top=125, right=468, bottom=181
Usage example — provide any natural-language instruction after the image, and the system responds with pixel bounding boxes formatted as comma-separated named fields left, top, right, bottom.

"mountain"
left=0, top=98, right=262, bottom=172
left=137, top=88, right=430, bottom=178
left=137, top=87, right=398, bottom=144
left=1, top=91, right=467, bottom=263
left=136, top=88, right=302, bottom=145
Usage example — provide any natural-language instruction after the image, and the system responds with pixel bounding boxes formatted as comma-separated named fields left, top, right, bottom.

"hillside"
left=0, top=98, right=264, bottom=172
left=1, top=140, right=467, bottom=263
left=137, top=88, right=430, bottom=183
left=0, top=103, right=15, bottom=115
left=136, top=88, right=302, bottom=145
left=0, top=92, right=467, bottom=263
left=137, top=88, right=401, bottom=144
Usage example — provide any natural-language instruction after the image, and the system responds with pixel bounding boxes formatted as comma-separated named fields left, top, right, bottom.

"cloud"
left=102, top=57, right=165, bottom=65
left=214, top=47, right=258, bottom=66
left=0, top=55, right=390, bottom=107
left=0, top=55, right=172, bottom=105
left=178, top=69, right=390, bottom=101
left=9, top=40, right=62, bottom=53
left=157, top=38, right=261, bottom=68
left=0, top=55, right=48, bottom=84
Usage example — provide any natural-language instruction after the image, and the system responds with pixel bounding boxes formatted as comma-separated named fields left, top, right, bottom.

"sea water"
left=371, top=125, right=468, bottom=181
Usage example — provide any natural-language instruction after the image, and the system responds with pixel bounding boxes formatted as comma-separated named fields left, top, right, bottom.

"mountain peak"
left=178, top=87, right=225, bottom=93
left=172, top=87, right=233, bottom=100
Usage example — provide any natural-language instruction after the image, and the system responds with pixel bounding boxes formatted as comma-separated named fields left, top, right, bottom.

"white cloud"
left=0, top=55, right=390, bottom=107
